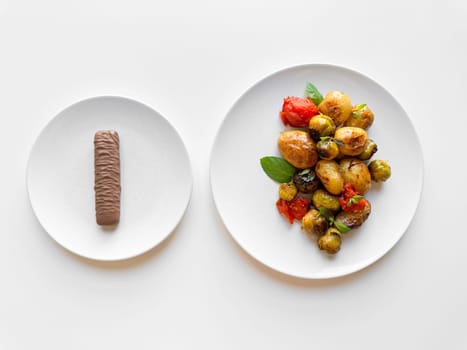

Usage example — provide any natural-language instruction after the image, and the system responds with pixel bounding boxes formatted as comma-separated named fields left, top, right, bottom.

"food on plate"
left=292, top=169, right=320, bottom=194
left=318, top=227, right=342, bottom=254
left=335, top=201, right=371, bottom=229
left=94, top=130, right=121, bottom=226
left=369, top=159, right=392, bottom=182
left=358, top=139, right=378, bottom=161
left=316, top=137, right=340, bottom=160
left=280, top=96, right=319, bottom=127
left=338, top=158, right=372, bottom=195
left=318, top=90, right=353, bottom=126
left=260, top=82, right=391, bottom=255
left=308, top=113, right=336, bottom=141
left=276, top=197, right=310, bottom=224
left=277, top=130, right=318, bottom=169
left=333, top=126, right=368, bottom=156
left=278, top=182, right=298, bottom=201
left=315, top=160, right=344, bottom=195
left=344, top=104, right=374, bottom=129
left=311, top=189, right=341, bottom=213
left=302, top=209, right=328, bottom=236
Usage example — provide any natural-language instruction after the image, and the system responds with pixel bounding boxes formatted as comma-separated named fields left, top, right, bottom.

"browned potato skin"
left=339, top=158, right=372, bottom=194
left=334, top=127, right=368, bottom=156
left=277, top=130, right=318, bottom=169
left=318, top=91, right=353, bottom=126
left=335, top=200, right=371, bottom=229
left=315, top=160, right=344, bottom=195
left=344, top=105, right=374, bottom=130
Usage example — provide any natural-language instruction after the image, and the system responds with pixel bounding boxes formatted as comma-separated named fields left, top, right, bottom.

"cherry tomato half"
left=280, top=96, right=319, bottom=127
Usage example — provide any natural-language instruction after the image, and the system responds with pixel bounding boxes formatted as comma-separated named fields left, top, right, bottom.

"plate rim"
left=210, top=63, right=424, bottom=279
left=26, top=94, right=193, bottom=262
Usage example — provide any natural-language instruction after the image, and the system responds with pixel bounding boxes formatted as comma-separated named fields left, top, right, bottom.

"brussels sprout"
left=302, top=209, right=328, bottom=236
left=316, top=138, right=340, bottom=160
left=358, top=139, right=378, bottom=161
left=369, top=160, right=391, bottom=182
left=308, top=114, right=336, bottom=141
left=278, top=182, right=298, bottom=201
left=292, top=169, right=320, bottom=194
left=311, top=189, right=341, bottom=212
left=318, top=227, right=342, bottom=254
left=345, top=104, right=375, bottom=130
left=318, top=91, right=353, bottom=126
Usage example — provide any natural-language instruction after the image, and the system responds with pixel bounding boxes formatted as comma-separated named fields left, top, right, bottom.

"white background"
left=1, top=0, right=466, bottom=349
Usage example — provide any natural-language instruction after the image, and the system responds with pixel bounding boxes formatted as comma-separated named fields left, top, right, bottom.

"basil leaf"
left=260, top=156, right=296, bottom=183
left=319, top=207, right=334, bottom=225
left=334, top=220, right=351, bottom=234
left=305, top=82, right=323, bottom=105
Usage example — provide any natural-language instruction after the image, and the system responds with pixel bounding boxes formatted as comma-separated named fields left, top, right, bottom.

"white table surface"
left=1, top=1, right=466, bottom=349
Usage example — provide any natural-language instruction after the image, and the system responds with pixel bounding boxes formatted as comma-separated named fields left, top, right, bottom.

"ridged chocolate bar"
left=94, top=130, right=121, bottom=226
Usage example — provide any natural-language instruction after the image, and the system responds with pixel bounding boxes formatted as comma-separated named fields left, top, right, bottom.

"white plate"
left=210, top=64, right=423, bottom=279
left=27, top=96, right=192, bottom=261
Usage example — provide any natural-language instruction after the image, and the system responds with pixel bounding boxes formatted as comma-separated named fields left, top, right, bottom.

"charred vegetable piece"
left=369, top=160, right=391, bottom=182
left=317, top=138, right=340, bottom=160
left=292, top=169, right=320, bottom=194
left=318, top=227, right=342, bottom=254
left=278, top=182, right=298, bottom=201
left=302, top=209, right=328, bottom=236
left=278, top=130, right=318, bottom=169
left=308, top=114, right=336, bottom=141
left=345, top=104, right=374, bottom=130
left=318, top=91, right=353, bottom=126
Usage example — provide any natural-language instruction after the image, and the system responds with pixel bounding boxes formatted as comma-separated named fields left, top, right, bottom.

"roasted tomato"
left=280, top=96, right=319, bottom=127
left=338, top=183, right=368, bottom=213
left=276, top=197, right=310, bottom=224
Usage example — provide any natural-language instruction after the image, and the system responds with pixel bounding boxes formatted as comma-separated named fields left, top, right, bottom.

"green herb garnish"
left=319, top=207, right=352, bottom=234
left=319, top=207, right=334, bottom=225
left=305, top=82, right=323, bottom=105
left=334, top=220, right=351, bottom=234
left=351, top=103, right=367, bottom=119
left=260, top=156, right=296, bottom=183
left=347, top=195, right=364, bottom=206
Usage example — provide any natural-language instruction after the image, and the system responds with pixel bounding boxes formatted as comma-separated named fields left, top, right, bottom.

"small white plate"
left=210, top=64, right=423, bottom=279
left=27, top=96, right=192, bottom=261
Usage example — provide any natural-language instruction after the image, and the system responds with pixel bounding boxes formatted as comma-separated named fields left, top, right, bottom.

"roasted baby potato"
left=344, top=104, right=374, bottom=130
left=277, top=130, right=318, bottom=169
left=333, top=126, right=368, bottom=156
left=302, top=209, right=328, bottom=236
left=318, top=91, right=353, bottom=126
left=339, top=158, right=372, bottom=194
left=335, top=200, right=371, bottom=229
left=315, top=160, right=344, bottom=195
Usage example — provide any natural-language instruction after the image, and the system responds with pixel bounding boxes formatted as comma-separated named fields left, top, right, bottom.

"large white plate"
left=27, top=96, right=192, bottom=261
left=210, top=64, right=423, bottom=279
